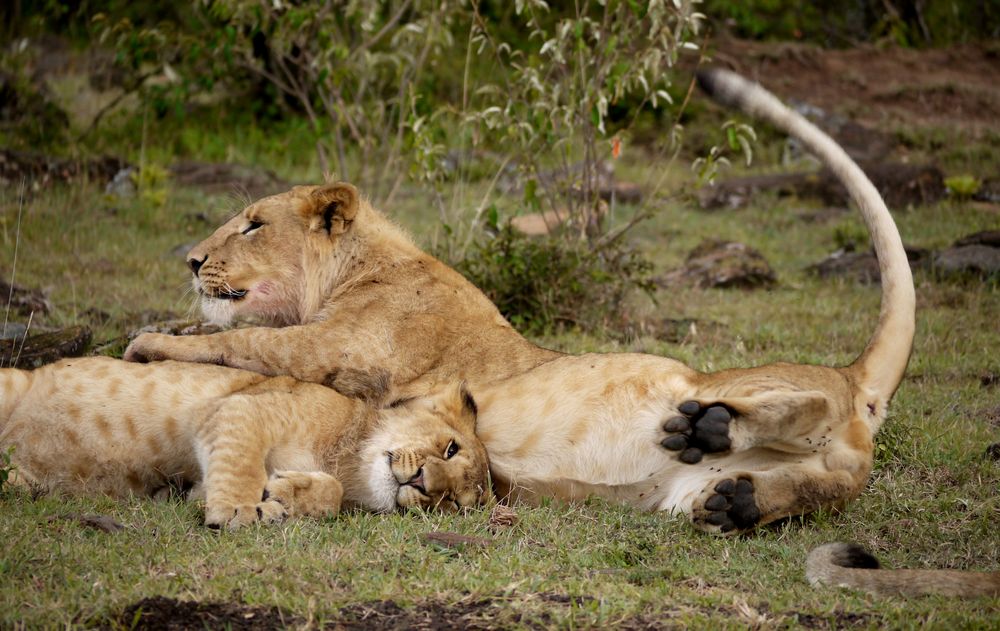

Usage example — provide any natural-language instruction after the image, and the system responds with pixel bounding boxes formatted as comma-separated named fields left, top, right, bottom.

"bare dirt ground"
left=708, top=37, right=1000, bottom=134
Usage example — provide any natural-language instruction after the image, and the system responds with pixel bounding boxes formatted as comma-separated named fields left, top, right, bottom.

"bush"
left=448, top=222, right=655, bottom=336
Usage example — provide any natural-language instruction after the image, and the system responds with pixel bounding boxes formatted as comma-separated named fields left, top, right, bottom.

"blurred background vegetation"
left=1, top=0, right=998, bottom=335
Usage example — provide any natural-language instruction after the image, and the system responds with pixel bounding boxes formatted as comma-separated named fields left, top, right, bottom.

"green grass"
left=2, top=101, right=999, bottom=628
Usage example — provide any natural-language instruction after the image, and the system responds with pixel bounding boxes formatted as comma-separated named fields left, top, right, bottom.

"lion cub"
left=0, top=357, right=489, bottom=529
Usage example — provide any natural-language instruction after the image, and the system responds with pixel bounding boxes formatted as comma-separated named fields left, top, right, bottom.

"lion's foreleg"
left=195, top=398, right=288, bottom=529
left=124, top=328, right=332, bottom=382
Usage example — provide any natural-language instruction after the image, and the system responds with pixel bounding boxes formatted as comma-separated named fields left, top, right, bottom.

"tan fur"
left=807, top=543, right=1000, bottom=598
left=123, top=69, right=914, bottom=534
left=0, top=358, right=489, bottom=529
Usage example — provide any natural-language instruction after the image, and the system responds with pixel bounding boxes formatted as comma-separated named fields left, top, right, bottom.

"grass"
left=2, top=93, right=999, bottom=629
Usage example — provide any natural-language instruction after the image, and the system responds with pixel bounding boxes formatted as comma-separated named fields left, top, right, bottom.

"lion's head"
left=358, top=382, right=491, bottom=513
left=186, top=182, right=361, bottom=326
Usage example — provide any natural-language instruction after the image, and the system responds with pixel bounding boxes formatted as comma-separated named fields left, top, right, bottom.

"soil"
left=109, top=596, right=880, bottom=630
left=707, top=37, right=1000, bottom=133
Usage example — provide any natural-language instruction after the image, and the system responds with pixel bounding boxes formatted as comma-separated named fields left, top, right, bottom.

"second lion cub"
left=0, top=358, right=490, bottom=529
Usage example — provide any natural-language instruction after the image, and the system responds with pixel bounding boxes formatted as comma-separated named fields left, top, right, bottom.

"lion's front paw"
left=123, top=333, right=167, bottom=363
left=691, top=476, right=761, bottom=535
left=264, top=471, right=342, bottom=519
left=204, top=500, right=288, bottom=530
left=660, top=401, right=733, bottom=464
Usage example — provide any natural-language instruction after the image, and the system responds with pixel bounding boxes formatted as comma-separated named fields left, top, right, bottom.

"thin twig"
left=3, top=180, right=25, bottom=342
left=11, top=310, right=33, bottom=369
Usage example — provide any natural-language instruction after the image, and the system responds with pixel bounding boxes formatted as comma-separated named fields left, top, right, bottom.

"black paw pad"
left=701, top=477, right=761, bottom=532
left=660, top=401, right=734, bottom=463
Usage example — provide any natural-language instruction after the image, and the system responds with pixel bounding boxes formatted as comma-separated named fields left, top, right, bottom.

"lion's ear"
left=304, top=182, right=359, bottom=235
left=431, top=381, right=478, bottom=433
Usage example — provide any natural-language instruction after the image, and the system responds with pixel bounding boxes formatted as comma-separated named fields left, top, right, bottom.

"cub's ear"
left=304, top=182, right=359, bottom=235
left=433, top=381, right=478, bottom=433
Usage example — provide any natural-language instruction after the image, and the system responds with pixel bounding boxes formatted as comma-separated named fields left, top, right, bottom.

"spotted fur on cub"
left=0, top=358, right=489, bottom=529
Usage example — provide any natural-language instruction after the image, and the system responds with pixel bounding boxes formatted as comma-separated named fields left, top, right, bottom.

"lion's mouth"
left=204, top=287, right=248, bottom=301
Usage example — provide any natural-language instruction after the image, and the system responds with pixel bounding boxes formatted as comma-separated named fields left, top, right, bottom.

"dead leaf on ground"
left=488, top=504, right=519, bottom=529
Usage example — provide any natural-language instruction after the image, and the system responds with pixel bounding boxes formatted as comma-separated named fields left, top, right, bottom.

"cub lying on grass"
left=124, top=69, right=914, bottom=534
left=0, top=357, right=489, bottom=529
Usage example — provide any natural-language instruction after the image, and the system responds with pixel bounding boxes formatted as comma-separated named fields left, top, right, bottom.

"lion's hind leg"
left=690, top=461, right=866, bottom=535
left=661, top=385, right=845, bottom=464
left=263, top=471, right=343, bottom=519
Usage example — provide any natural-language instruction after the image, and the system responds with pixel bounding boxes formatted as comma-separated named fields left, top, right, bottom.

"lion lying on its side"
left=0, top=357, right=489, bottom=529
left=123, top=70, right=913, bottom=538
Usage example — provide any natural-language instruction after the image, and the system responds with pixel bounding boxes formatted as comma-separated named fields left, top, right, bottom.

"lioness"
left=124, top=69, right=914, bottom=534
left=0, top=357, right=489, bottom=529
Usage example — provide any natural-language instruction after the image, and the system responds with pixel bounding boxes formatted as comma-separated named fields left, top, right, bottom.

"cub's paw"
left=204, top=500, right=288, bottom=530
left=691, top=476, right=761, bottom=535
left=660, top=401, right=733, bottom=464
left=263, top=471, right=342, bottom=519
left=123, top=333, right=167, bottom=363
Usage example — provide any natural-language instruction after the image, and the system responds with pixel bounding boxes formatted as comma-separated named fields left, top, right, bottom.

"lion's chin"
left=200, top=297, right=237, bottom=327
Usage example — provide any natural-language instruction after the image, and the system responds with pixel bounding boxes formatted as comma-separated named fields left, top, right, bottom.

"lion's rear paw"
left=691, top=476, right=761, bottom=535
left=660, top=401, right=732, bottom=464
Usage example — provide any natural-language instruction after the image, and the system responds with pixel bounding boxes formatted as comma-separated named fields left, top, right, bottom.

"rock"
left=658, top=240, right=776, bottom=289
left=105, top=167, right=137, bottom=198
left=696, top=173, right=810, bottom=210
left=808, top=246, right=929, bottom=284
left=789, top=100, right=895, bottom=163
left=510, top=201, right=608, bottom=237
left=0, top=325, right=91, bottom=369
left=933, top=244, right=1000, bottom=278
left=696, top=163, right=945, bottom=210
left=0, top=322, right=27, bottom=341
left=0, top=149, right=128, bottom=189
left=169, top=160, right=290, bottom=200
left=614, top=317, right=725, bottom=344
left=0, top=278, right=52, bottom=316
left=130, top=319, right=222, bottom=339
left=954, top=230, right=1000, bottom=249
left=973, top=179, right=1000, bottom=204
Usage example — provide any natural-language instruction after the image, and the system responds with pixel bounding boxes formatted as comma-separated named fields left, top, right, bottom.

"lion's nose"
left=188, top=255, right=207, bottom=276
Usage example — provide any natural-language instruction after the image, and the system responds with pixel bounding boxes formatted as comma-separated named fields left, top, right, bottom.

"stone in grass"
left=808, top=245, right=928, bottom=284
left=0, top=278, right=52, bottom=317
left=933, top=232, right=1000, bottom=279
left=0, top=325, right=91, bottom=369
left=658, top=240, right=776, bottom=290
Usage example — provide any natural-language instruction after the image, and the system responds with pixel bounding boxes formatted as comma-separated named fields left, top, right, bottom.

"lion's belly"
left=475, top=353, right=697, bottom=502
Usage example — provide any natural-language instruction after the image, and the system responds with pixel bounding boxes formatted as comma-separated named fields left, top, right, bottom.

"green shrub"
left=447, top=222, right=655, bottom=336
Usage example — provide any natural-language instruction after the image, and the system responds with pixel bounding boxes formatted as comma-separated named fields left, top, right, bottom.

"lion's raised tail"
left=807, top=542, right=1000, bottom=597
left=696, top=69, right=915, bottom=431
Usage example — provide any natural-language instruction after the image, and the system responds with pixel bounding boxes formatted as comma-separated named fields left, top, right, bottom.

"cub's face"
left=361, top=383, right=491, bottom=513
left=185, top=183, right=360, bottom=326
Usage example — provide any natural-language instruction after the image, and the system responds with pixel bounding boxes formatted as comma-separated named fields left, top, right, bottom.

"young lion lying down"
left=0, top=357, right=489, bottom=529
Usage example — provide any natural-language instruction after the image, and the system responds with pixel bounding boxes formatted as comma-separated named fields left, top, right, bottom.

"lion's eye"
left=242, top=220, right=264, bottom=235
left=444, top=440, right=460, bottom=459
